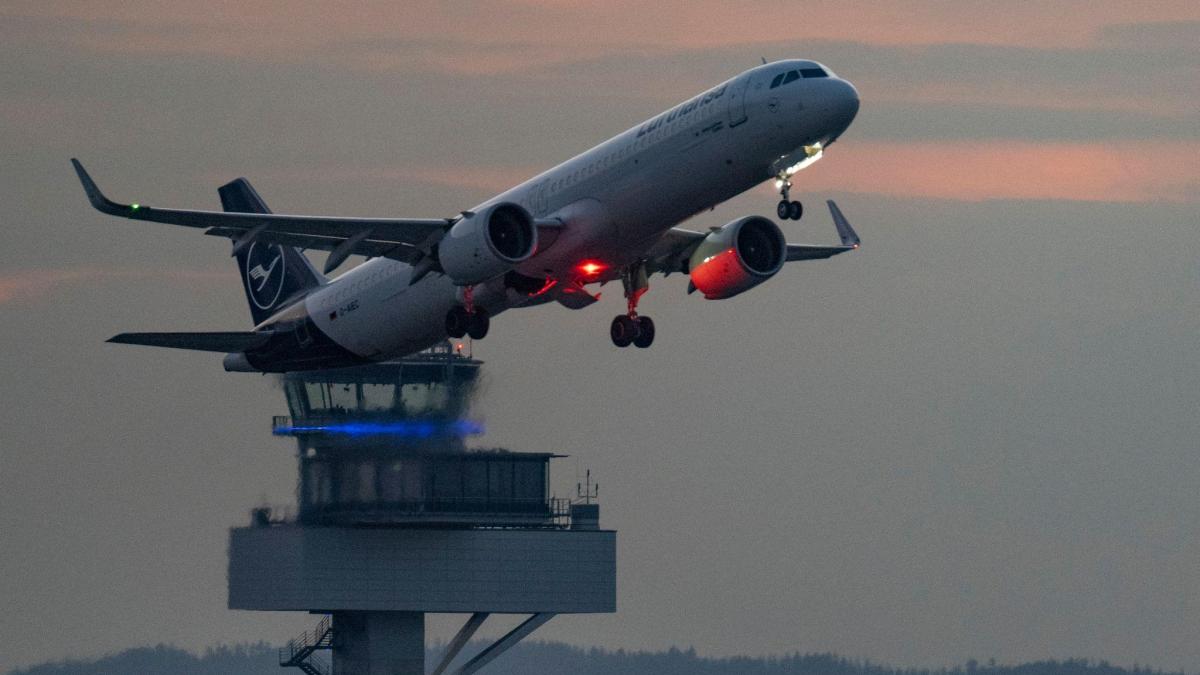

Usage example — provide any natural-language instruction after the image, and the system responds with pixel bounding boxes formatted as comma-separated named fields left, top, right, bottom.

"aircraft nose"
left=828, top=78, right=859, bottom=133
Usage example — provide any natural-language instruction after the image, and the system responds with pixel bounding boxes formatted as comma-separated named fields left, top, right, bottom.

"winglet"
left=71, top=158, right=136, bottom=217
left=827, top=200, right=860, bottom=248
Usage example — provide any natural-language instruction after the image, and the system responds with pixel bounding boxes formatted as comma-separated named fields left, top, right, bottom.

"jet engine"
left=688, top=216, right=786, bottom=299
left=438, top=202, right=537, bottom=285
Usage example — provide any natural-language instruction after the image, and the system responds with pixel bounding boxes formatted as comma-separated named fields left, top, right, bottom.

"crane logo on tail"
left=245, top=242, right=286, bottom=310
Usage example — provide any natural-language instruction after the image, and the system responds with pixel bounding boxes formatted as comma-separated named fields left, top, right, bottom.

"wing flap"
left=643, top=228, right=704, bottom=275
left=108, top=331, right=273, bottom=353
left=203, top=227, right=418, bottom=262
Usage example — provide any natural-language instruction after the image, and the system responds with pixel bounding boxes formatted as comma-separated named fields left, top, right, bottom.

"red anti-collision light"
left=577, top=260, right=607, bottom=276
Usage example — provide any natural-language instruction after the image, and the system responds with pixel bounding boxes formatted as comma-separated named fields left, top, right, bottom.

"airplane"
left=72, top=59, right=861, bottom=373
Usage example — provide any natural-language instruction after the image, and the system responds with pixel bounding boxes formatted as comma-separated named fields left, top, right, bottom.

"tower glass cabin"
left=272, top=342, right=559, bottom=527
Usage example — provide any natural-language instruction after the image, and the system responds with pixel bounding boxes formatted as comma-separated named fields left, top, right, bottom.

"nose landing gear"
left=445, top=285, right=490, bottom=340
left=610, top=262, right=655, bottom=348
left=775, top=175, right=803, bottom=221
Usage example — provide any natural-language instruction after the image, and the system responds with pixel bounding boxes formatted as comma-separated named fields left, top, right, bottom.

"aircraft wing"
left=785, top=200, right=859, bottom=260
left=643, top=228, right=705, bottom=275
left=784, top=243, right=854, bottom=260
left=72, top=159, right=450, bottom=265
left=108, top=331, right=273, bottom=353
left=645, top=199, right=860, bottom=273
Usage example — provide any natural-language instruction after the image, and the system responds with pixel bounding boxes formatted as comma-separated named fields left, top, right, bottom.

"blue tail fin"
left=218, top=178, right=324, bottom=325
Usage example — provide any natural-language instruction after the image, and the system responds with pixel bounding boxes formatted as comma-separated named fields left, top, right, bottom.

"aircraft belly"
left=307, top=287, right=375, bottom=359
left=311, top=260, right=511, bottom=360
left=306, top=260, right=434, bottom=359
left=613, top=159, right=730, bottom=240
left=376, top=276, right=461, bottom=356
left=516, top=197, right=618, bottom=275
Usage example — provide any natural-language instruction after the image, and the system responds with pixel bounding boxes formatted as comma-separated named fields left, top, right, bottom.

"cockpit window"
left=770, top=67, right=827, bottom=89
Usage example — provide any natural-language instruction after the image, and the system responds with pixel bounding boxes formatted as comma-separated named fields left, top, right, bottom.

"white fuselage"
left=277, top=60, right=859, bottom=361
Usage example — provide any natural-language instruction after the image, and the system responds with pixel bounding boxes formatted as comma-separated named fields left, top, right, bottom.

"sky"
left=1, top=1, right=1198, bottom=672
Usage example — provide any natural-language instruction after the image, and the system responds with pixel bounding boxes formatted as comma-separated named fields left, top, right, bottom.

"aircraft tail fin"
left=218, top=178, right=324, bottom=325
left=108, top=331, right=273, bottom=353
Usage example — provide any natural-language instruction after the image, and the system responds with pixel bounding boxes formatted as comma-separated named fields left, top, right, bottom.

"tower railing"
left=252, top=497, right=578, bottom=529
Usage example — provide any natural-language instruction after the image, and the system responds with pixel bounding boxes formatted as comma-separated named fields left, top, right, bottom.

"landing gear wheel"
left=633, top=316, right=655, bottom=348
left=610, top=314, right=638, bottom=347
left=776, top=176, right=801, bottom=219
left=466, top=308, right=490, bottom=340
left=445, top=306, right=470, bottom=338
left=787, top=200, right=803, bottom=221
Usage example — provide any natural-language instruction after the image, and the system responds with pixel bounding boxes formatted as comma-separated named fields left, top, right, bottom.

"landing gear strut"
left=775, top=176, right=803, bottom=221
left=610, top=263, right=655, bottom=348
left=446, top=285, right=490, bottom=340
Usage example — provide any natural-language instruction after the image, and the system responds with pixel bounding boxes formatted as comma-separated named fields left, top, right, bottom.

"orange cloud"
left=796, top=140, right=1199, bottom=203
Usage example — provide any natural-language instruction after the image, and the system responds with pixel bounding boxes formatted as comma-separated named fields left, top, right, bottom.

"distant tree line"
left=9, top=641, right=1188, bottom=675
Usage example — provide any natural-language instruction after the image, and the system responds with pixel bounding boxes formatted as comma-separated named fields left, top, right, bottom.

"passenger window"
left=770, top=73, right=784, bottom=89
left=782, top=70, right=800, bottom=85
left=800, top=68, right=827, bottom=78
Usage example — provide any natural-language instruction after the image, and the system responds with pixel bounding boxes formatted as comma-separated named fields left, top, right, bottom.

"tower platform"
left=229, top=526, right=615, bottom=614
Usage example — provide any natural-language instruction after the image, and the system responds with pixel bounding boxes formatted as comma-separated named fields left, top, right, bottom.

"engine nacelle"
left=688, top=216, right=786, bottom=300
left=438, top=202, right=537, bottom=285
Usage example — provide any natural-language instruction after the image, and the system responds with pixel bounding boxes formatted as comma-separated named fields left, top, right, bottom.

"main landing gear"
left=610, top=263, right=655, bottom=349
left=775, top=176, right=803, bottom=221
left=446, top=285, right=490, bottom=340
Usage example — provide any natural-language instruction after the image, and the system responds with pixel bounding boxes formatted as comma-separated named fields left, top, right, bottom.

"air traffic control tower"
left=227, top=342, right=616, bottom=675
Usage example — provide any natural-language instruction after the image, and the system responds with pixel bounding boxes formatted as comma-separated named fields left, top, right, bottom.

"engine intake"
left=439, top=202, right=537, bottom=285
left=688, top=216, right=786, bottom=299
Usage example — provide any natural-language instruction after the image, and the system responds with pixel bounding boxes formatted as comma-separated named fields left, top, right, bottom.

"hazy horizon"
left=11, top=639, right=1195, bottom=675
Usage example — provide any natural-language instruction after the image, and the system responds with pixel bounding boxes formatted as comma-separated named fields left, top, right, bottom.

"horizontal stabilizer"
left=108, top=331, right=273, bottom=353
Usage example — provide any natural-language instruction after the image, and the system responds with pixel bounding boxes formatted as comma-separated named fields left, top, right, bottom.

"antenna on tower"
left=576, top=469, right=599, bottom=505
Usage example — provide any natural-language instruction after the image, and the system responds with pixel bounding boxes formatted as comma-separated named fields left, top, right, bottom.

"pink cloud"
left=10, top=2, right=1196, bottom=125
left=213, top=139, right=1198, bottom=208
left=796, top=140, right=1200, bottom=203
left=13, top=1, right=1199, bottom=68
left=861, top=70, right=1198, bottom=117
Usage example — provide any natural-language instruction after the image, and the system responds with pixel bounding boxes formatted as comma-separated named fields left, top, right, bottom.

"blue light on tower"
left=273, top=419, right=485, bottom=438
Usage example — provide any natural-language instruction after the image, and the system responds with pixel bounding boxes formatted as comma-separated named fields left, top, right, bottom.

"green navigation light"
left=131, top=203, right=140, bottom=211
